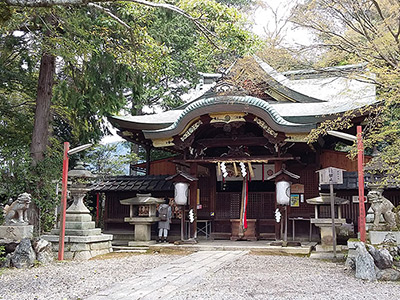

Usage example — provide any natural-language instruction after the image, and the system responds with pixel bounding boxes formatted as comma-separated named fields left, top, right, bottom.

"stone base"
left=0, top=225, right=33, bottom=240
left=134, top=224, right=152, bottom=241
left=128, top=241, right=157, bottom=247
left=369, top=231, right=400, bottom=245
left=41, top=234, right=113, bottom=260
left=315, top=244, right=346, bottom=252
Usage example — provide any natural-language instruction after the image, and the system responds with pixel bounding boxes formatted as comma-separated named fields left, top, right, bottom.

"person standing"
left=158, top=198, right=172, bottom=243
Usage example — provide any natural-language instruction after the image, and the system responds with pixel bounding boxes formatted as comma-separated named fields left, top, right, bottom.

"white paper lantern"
left=174, top=182, right=189, bottom=205
left=276, top=181, right=290, bottom=205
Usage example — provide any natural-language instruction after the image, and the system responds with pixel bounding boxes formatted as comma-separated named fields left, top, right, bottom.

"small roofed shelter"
left=92, top=175, right=174, bottom=234
left=106, top=56, right=378, bottom=242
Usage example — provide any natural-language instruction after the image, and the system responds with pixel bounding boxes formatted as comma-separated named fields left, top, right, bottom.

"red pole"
left=96, top=192, right=100, bottom=224
left=357, top=126, right=366, bottom=242
left=58, top=142, right=69, bottom=261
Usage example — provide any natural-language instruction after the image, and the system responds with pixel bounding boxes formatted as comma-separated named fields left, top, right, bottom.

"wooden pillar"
left=145, top=146, right=151, bottom=175
left=209, top=165, right=216, bottom=218
left=189, top=163, right=198, bottom=239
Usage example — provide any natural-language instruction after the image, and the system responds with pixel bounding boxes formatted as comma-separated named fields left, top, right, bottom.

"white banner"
left=217, top=164, right=275, bottom=181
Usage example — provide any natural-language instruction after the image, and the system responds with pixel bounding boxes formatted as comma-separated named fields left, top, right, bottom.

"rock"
left=355, top=242, right=377, bottom=281
left=368, top=245, right=393, bottom=269
left=345, top=256, right=356, bottom=270
left=33, top=239, right=50, bottom=253
left=10, top=238, right=36, bottom=268
left=382, top=233, right=397, bottom=244
left=35, top=239, right=54, bottom=265
left=376, top=268, right=400, bottom=281
left=0, top=253, right=11, bottom=268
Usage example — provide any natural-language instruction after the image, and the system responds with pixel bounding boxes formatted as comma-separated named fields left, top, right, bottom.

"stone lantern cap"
left=68, top=161, right=94, bottom=179
left=306, top=193, right=349, bottom=205
left=120, top=193, right=165, bottom=206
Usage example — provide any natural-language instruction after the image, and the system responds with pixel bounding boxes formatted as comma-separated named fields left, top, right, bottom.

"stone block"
left=90, top=248, right=110, bottom=258
left=63, top=251, right=74, bottom=260
left=51, top=228, right=102, bottom=236
left=0, top=225, right=33, bottom=240
left=369, top=231, right=400, bottom=245
left=73, top=250, right=92, bottom=260
left=134, top=224, right=152, bottom=241
left=65, top=221, right=96, bottom=230
left=69, top=243, right=90, bottom=252
left=65, top=214, right=92, bottom=222
left=90, top=241, right=111, bottom=250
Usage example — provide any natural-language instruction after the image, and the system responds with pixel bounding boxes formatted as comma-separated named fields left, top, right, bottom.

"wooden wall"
left=320, top=150, right=371, bottom=172
left=135, top=158, right=176, bottom=175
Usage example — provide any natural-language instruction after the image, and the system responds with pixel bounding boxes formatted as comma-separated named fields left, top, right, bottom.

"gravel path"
left=174, top=254, right=400, bottom=300
left=2, top=252, right=400, bottom=300
left=0, top=253, right=177, bottom=300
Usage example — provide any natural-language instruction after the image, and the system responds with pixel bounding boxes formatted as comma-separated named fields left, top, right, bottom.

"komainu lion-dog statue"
left=367, top=190, right=399, bottom=230
left=3, top=192, right=32, bottom=225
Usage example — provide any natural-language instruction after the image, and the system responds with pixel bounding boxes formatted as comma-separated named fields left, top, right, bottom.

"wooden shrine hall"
left=99, top=56, right=378, bottom=242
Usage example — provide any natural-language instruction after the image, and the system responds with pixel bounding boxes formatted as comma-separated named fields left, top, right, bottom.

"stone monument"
left=120, top=194, right=164, bottom=246
left=42, top=162, right=113, bottom=260
left=0, top=193, right=33, bottom=240
left=306, top=193, right=349, bottom=251
left=367, top=187, right=400, bottom=245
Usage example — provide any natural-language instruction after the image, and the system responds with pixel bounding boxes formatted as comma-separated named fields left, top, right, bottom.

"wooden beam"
left=195, top=137, right=270, bottom=148
left=174, top=156, right=297, bottom=164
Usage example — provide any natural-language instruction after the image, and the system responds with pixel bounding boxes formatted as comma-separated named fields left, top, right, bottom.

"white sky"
left=251, top=0, right=313, bottom=47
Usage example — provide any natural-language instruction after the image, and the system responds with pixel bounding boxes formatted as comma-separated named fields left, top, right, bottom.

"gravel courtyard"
left=1, top=252, right=400, bottom=300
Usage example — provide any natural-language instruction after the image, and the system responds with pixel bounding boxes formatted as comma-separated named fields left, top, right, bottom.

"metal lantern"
left=174, top=182, right=189, bottom=205
left=276, top=180, right=291, bottom=205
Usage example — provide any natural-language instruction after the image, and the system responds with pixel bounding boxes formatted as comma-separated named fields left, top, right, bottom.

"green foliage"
left=0, top=0, right=257, bottom=231
left=82, top=142, right=137, bottom=177
left=0, top=142, right=62, bottom=232
left=291, top=0, right=400, bottom=183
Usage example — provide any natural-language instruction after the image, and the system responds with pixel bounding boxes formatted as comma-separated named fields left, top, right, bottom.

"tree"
left=0, top=0, right=256, bottom=230
left=291, top=0, right=400, bottom=182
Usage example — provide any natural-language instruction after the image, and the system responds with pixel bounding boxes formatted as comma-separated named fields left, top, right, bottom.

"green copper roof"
left=143, top=96, right=315, bottom=139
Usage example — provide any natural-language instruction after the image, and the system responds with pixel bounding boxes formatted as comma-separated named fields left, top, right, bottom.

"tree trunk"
left=30, top=52, right=56, bottom=165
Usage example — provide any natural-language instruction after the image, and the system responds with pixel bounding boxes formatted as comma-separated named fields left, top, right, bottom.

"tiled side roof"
left=91, top=175, right=174, bottom=192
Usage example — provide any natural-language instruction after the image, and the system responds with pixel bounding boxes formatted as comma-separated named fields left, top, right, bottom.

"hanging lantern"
left=276, top=180, right=291, bottom=205
left=174, top=182, right=189, bottom=205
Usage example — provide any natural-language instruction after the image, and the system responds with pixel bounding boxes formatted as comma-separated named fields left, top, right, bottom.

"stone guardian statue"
left=3, top=193, right=32, bottom=225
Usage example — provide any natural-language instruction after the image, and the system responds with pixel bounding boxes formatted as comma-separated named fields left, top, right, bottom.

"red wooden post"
left=357, top=126, right=366, bottom=242
left=96, top=192, right=100, bottom=225
left=58, top=142, right=69, bottom=261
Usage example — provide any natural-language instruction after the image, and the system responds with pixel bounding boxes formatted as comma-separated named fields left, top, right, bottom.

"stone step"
left=113, top=249, right=148, bottom=253
left=51, top=228, right=102, bottom=236
left=112, top=245, right=150, bottom=251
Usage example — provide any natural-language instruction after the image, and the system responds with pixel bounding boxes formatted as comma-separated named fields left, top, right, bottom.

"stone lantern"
left=66, top=161, right=94, bottom=214
left=42, top=162, right=113, bottom=260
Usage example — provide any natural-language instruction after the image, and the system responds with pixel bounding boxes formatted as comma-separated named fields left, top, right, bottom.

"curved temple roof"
left=109, top=57, right=377, bottom=140
left=142, top=96, right=315, bottom=140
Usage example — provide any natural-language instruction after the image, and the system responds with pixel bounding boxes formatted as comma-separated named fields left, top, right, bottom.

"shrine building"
left=93, top=56, right=380, bottom=242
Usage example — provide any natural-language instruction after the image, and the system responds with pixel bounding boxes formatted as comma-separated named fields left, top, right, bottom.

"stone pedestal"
left=369, top=231, right=400, bottom=245
left=42, top=191, right=112, bottom=260
left=0, top=225, right=33, bottom=240
left=42, top=211, right=113, bottom=260
left=124, top=217, right=159, bottom=242
left=311, top=218, right=346, bottom=251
